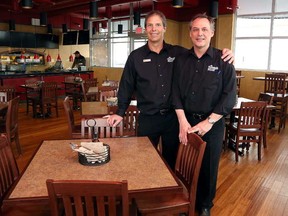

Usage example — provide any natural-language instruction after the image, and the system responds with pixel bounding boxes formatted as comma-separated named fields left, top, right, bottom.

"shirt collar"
left=189, top=46, right=213, bottom=59
left=143, top=41, right=169, bottom=55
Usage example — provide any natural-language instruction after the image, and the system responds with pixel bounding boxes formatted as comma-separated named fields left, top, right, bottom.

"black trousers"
left=137, top=111, right=179, bottom=169
left=187, top=115, right=224, bottom=210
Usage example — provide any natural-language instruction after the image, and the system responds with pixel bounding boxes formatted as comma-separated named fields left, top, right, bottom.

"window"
left=90, top=19, right=147, bottom=68
left=235, top=0, right=288, bottom=71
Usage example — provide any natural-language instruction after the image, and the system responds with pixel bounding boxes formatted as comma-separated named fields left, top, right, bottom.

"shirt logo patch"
left=207, top=65, right=219, bottom=72
left=143, top=59, right=151, bottom=62
left=167, top=57, right=175, bottom=62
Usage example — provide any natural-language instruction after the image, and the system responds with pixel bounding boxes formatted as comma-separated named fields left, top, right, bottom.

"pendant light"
left=133, top=11, right=141, bottom=25
left=90, top=1, right=98, bottom=19
left=40, top=12, right=47, bottom=26
left=21, top=0, right=33, bottom=9
left=117, top=5, right=123, bottom=34
left=83, top=19, right=89, bottom=30
left=47, top=24, right=53, bottom=34
left=9, top=20, right=16, bottom=31
left=57, top=54, right=61, bottom=61
left=172, top=0, right=184, bottom=8
left=62, top=24, right=68, bottom=34
left=69, top=54, right=74, bottom=62
left=46, top=53, right=51, bottom=62
left=210, top=1, right=218, bottom=18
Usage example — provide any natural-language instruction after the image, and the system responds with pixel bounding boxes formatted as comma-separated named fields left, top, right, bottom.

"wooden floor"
left=14, top=101, right=288, bottom=216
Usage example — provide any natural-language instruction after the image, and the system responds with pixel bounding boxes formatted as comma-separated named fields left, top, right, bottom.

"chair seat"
left=136, top=193, right=190, bottom=215
left=230, top=123, right=261, bottom=132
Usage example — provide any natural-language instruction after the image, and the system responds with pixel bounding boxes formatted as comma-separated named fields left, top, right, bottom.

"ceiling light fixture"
left=40, top=12, right=47, bottom=26
left=90, top=1, right=98, bottom=19
left=210, top=1, right=218, bottom=18
left=9, top=20, right=15, bottom=31
left=47, top=24, right=53, bottom=34
left=62, top=24, right=68, bottom=34
left=83, top=19, right=89, bottom=30
left=21, top=0, right=33, bottom=9
left=172, top=0, right=184, bottom=8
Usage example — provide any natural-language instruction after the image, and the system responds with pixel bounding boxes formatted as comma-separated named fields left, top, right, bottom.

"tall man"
left=107, top=10, right=234, bottom=169
left=172, top=14, right=236, bottom=216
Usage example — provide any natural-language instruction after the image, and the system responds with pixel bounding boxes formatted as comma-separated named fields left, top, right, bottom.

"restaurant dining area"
left=1, top=0, right=288, bottom=216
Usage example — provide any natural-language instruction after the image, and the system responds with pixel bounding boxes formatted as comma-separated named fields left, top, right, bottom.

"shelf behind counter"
left=0, top=70, right=93, bottom=100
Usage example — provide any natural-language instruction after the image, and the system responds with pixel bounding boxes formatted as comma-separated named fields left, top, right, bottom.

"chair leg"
left=15, top=132, right=22, bottom=155
left=235, top=139, right=239, bottom=162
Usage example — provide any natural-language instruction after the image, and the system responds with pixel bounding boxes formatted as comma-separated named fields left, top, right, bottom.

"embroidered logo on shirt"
left=207, top=65, right=218, bottom=72
left=143, top=59, right=151, bottom=62
left=167, top=57, right=175, bottom=62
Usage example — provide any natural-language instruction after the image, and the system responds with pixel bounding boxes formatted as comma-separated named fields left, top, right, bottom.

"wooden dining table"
left=2, top=137, right=182, bottom=216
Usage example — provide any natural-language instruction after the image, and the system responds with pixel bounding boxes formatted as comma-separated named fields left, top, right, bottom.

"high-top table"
left=2, top=137, right=182, bottom=216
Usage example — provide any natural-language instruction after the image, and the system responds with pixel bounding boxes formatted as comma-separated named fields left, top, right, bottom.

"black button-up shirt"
left=117, top=42, right=187, bottom=116
left=172, top=47, right=236, bottom=116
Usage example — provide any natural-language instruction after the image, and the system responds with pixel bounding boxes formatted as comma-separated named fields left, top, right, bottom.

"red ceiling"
left=0, top=0, right=237, bottom=30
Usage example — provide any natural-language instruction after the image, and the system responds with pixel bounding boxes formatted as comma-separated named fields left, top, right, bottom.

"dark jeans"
left=137, top=111, right=179, bottom=169
left=187, top=115, right=225, bottom=210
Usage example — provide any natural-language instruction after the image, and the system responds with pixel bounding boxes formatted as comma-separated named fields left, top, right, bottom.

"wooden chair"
left=0, top=85, right=16, bottom=101
left=0, top=92, right=7, bottom=102
left=81, top=117, right=123, bottom=139
left=258, top=93, right=273, bottom=148
left=0, top=96, right=21, bottom=155
left=46, top=179, right=129, bottom=216
left=236, top=70, right=242, bottom=95
left=136, top=133, right=206, bottom=216
left=224, top=101, right=267, bottom=162
left=108, top=105, right=140, bottom=137
left=64, top=76, right=83, bottom=109
left=32, top=82, right=59, bottom=118
left=99, top=89, right=117, bottom=102
left=0, top=134, right=19, bottom=212
left=63, top=96, right=82, bottom=139
left=24, top=78, right=41, bottom=115
left=81, top=78, right=98, bottom=102
left=264, top=73, right=288, bottom=133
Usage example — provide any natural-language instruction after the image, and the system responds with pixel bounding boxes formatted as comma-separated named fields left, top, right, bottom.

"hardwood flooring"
left=14, top=101, right=288, bottom=216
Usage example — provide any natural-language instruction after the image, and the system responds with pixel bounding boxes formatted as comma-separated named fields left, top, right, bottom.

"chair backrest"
left=41, top=82, right=58, bottom=101
left=99, top=90, right=117, bottom=102
left=264, top=73, right=287, bottom=96
left=46, top=179, right=129, bottom=216
left=0, top=134, right=19, bottom=206
left=0, top=85, right=16, bottom=101
left=237, top=101, right=267, bottom=131
left=81, top=78, right=98, bottom=101
left=82, top=118, right=123, bottom=139
left=258, top=93, right=273, bottom=105
left=236, top=70, right=241, bottom=95
left=63, top=96, right=75, bottom=138
left=109, top=105, right=140, bottom=136
left=174, top=132, right=206, bottom=215
left=0, top=92, right=7, bottom=102
left=5, top=96, right=20, bottom=143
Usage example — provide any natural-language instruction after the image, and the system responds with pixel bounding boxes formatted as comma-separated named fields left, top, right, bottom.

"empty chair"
left=136, top=133, right=206, bottom=216
left=81, top=117, right=123, bottom=139
left=24, top=78, right=41, bottom=115
left=46, top=179, right=129, bottom=216
left=258, top=93, right=273, bottom=148
left=224, top=101, right=267, bottom=162
left=0, top=134, right=19, bottom=212
left=99, top=89, right=117, bottom=102
left=0, top=96, right=21, bottom=155
left=236, top=70, right=242, bottom=95
left=64, top=76, right=83, bottom=109
left=63, top=96, right=82, bottom=139
left=0, top=85, right=15, bottom=101
left=81, top=78, right=98, bottom=101
left=264, top=73, right=288, bottom=133
left=108, top=105, right=140, bottom=137
left=32, top=82, right=59, bottom=118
